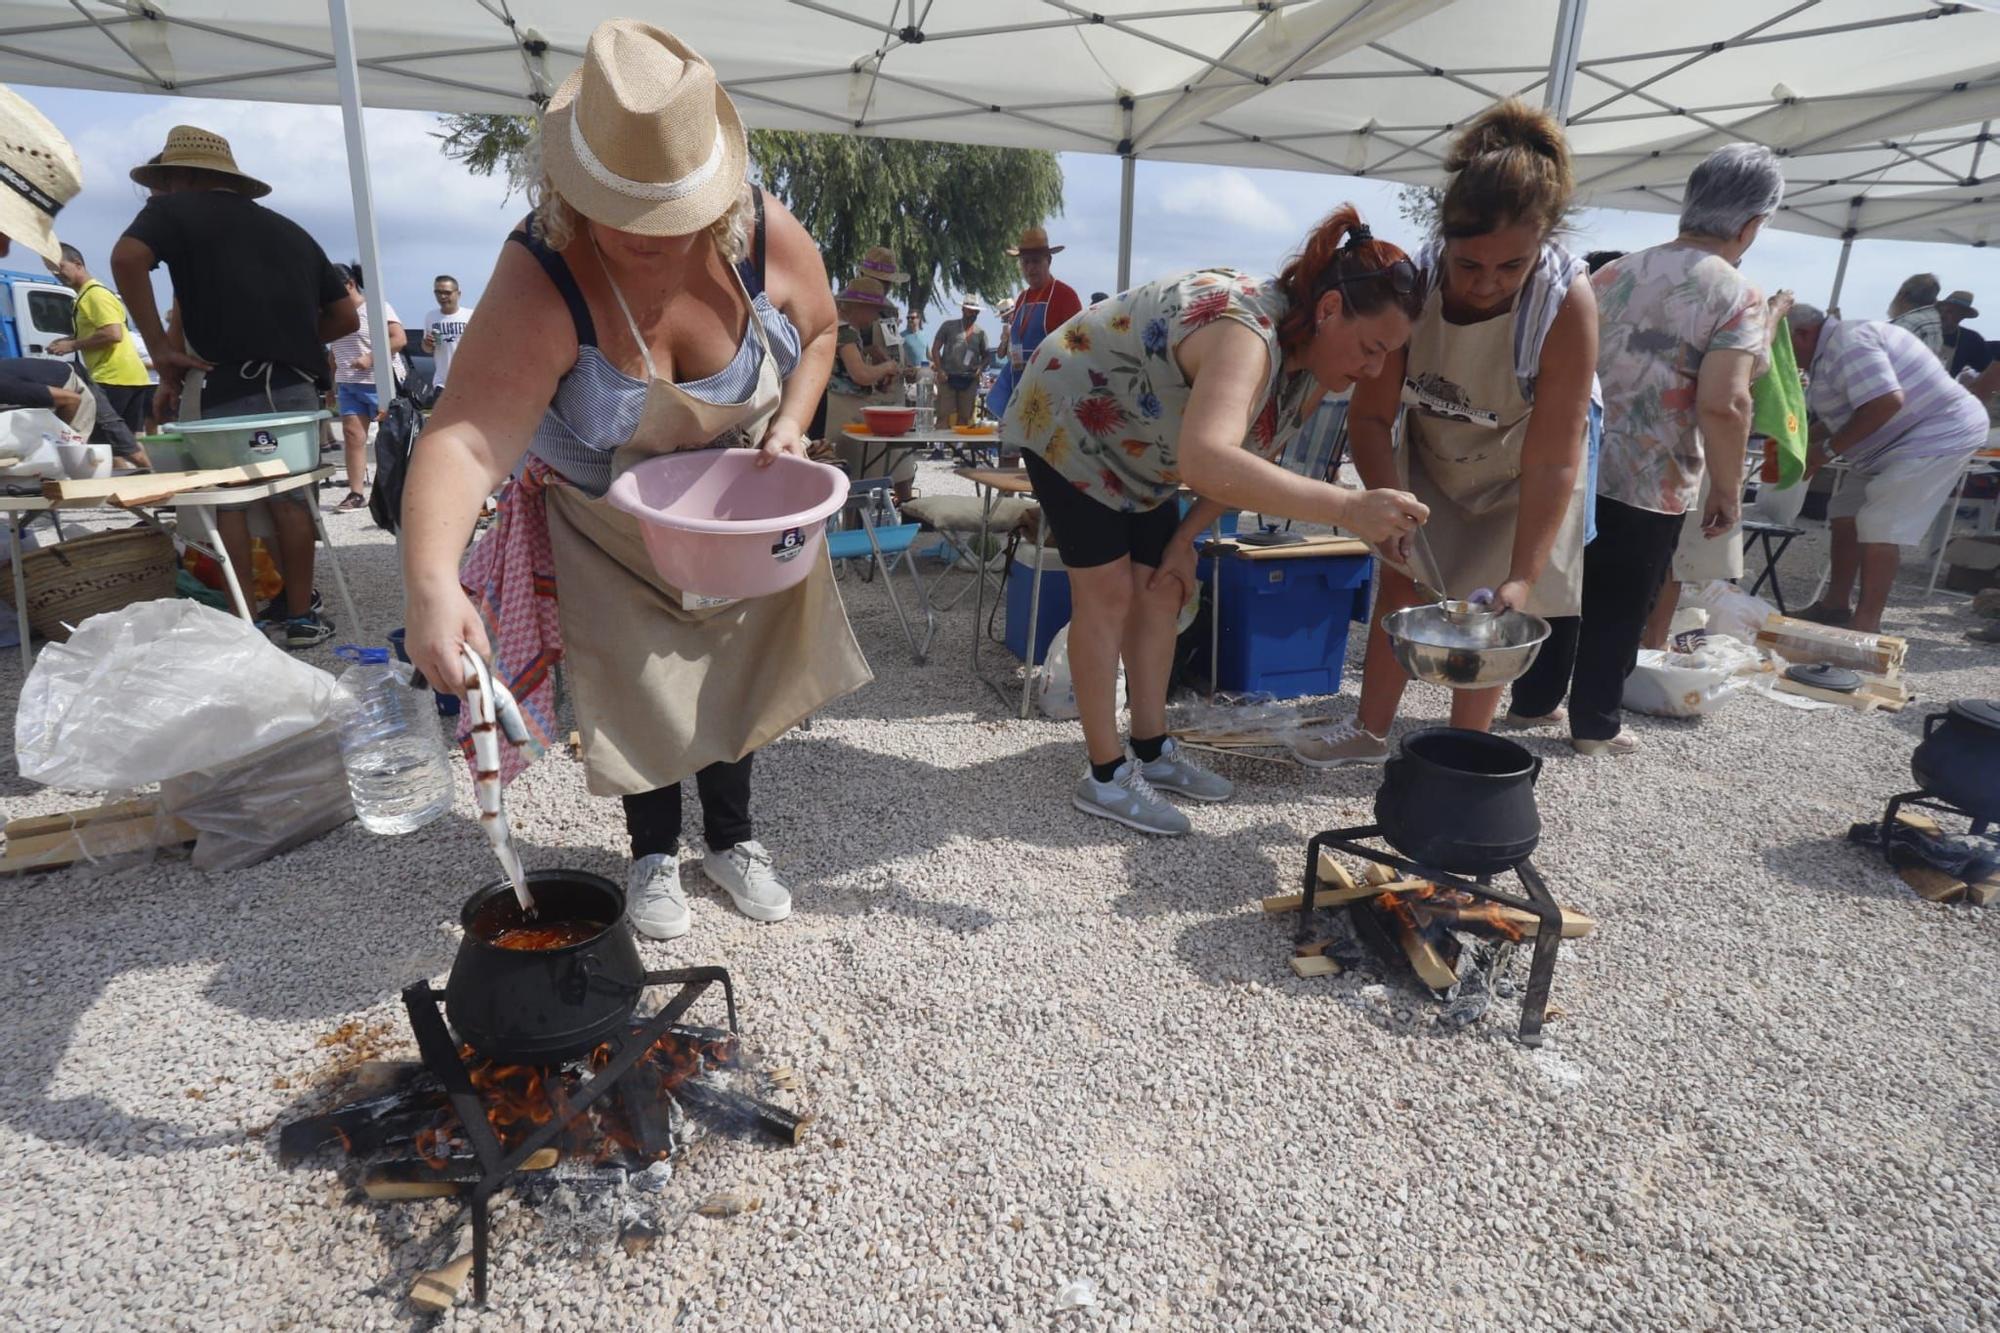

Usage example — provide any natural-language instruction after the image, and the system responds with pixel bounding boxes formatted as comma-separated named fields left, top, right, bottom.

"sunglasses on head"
left=1326, top=256, right=1418, bottom=297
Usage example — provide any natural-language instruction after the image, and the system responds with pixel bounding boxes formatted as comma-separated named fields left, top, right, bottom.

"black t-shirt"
left=1947, top=324, right=1993, bottom=379
left=122, top=190, right=348, bottom=383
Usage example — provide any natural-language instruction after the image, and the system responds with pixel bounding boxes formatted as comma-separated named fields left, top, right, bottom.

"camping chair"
left=827, top=477, right=937, bottom=663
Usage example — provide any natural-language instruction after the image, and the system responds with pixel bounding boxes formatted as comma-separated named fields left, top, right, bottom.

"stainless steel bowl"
left=1383, top=603, right=1552, bottom=689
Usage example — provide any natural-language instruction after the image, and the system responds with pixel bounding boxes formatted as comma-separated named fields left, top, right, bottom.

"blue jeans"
left=336, top=382, right=379, bottom=419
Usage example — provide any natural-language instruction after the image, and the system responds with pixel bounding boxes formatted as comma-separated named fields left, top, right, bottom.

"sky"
left=24, top=85, right=2000, bottom=352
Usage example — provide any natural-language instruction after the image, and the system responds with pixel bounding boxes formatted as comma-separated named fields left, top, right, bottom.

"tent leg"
left=1827, top=236, right=1855, bottom=314
left=1116, top=154, right=1135, bottom=293
left=1542, top=0, right=1590, bottom=118
left=328, top=0, right=396, bottom=412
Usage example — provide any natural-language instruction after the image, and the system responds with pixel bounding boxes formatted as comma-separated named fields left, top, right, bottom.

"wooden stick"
left=1900, top=866, right=1967, bottom=904
left=41, top=458, right=286, bottom=502
left=3, top=798, right=165, bottom=841
left=0, top=810, right=197, bottom=874
left=1262, top=876, right=1429, bottom=915
left=1410, top=898, right=1597, bottom=940
left=361, top=1148, right=557, bottom=1200
left=1289, top=954, right=1342, bottom=978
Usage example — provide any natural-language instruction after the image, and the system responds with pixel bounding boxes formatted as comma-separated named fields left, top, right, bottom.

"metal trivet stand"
left=1879, top=789, right=1992, bottom=842
left=1299, top=826, right=1565, bottom=1047
left=400, top=967, right=738, bottom=1303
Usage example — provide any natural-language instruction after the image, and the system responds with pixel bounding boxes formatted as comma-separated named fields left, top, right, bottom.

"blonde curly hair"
left=528, top=121, right=754, bottom=259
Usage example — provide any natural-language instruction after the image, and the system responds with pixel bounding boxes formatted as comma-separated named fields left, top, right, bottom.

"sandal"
left=1792, top=603, right=1852, bottom=627
left=334, top=492, right=368, bottom=512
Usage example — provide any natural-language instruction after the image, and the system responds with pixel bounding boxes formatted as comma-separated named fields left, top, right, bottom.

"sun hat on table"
left=539, top=19, right=747, bottom=237
left=0, top=85, right=82, bottom=265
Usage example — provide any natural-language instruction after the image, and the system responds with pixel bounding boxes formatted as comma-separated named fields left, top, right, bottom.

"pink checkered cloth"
left=456, top=459, right=564, bottom=784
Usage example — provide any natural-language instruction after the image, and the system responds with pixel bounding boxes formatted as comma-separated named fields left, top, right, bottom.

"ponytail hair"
left=1276, top=205, right=1422, bottom=355
left=1437, top=98, right=1573, bottom=239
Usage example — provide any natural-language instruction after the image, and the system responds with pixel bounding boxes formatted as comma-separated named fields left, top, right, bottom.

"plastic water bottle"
left=332, top=645, right=455, bottom=834
left=914, top=363, right=937, bottom=431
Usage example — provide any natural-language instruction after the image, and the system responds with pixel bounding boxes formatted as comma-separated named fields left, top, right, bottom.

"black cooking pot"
left=1912, top=699, right=2000, bottom=822
left=1375, top=726, right=1543, bottom=875
left=445, top=870, right=647, bottom=1063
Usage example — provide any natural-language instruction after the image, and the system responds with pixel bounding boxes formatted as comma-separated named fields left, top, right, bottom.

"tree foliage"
left=436, top=115, right=1064, bottom=319
left=1396, top=184, right=1441, bottom=235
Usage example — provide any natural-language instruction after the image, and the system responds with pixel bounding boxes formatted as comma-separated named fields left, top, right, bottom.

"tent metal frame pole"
left=1116, top=98, right=1136, bottom=294
left=327, top=0, right=396, bottom=411
left=1542, top=0, right=1589, bottom=119
left=1827, top=198, right=1862, bottom=313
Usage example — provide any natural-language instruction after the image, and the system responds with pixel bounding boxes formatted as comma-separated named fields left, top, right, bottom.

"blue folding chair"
left=827, top=478, right=937, bottom=663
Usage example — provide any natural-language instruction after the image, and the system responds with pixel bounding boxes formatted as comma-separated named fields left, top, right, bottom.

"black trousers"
left=1511, top=497, right=1685, bottom=741
left=621, top=754, right=754, bottom=858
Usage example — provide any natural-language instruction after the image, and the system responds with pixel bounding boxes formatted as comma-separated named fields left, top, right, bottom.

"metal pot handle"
left=1924, top=711, right=1946, bottom=739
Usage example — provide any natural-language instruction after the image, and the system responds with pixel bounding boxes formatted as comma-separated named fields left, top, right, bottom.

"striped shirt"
left=1808, top=318, right=1986, bottom=468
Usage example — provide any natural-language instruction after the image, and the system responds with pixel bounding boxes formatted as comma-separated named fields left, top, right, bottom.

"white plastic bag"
left=0, top=408, right=82, bottom=478
left=15, top=599, right=336, bottom=791
left=159, top=722, right=354, bottom=871
left=1621, top=637, right=1762, bottom=718
left=1036, top=624, right=1080, bottom=719
left=1683, top=579, right=1777, bottom=647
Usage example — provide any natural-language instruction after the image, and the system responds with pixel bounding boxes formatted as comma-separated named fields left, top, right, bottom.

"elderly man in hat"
left=1937, top=290, right=1991, bottom=382
left=928, top=296, right=992, bottom=430
left=1788, top=301, right=1987, bottom=634
left=112, top=125, right=360, bottom=649
left=986, top=225, right=1081, bottom=428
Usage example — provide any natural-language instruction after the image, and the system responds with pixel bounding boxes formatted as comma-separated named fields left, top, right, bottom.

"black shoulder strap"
left=735, top=187, right=768, bottom=299
left=507, top=217, right=597, bottom=347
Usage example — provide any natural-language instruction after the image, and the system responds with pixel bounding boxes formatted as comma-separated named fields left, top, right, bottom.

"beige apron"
left=1396, top=286, right=1587, bottom=618
left=547, top=247, right=872, bottom=798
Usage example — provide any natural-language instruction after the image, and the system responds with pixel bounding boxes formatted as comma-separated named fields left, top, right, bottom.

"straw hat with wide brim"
left=0, top=86, right=82, bottom=265
left=1005, top=225, right=1064, bottom=256
left=129, top=125, right=270, bottom=199
left=1941, top=289, right=1980, bottom=318
left=541, top=20, right=747, bottom=237
left=859, top=245, right=909, bottom=283
left=834, top=276, right=892, bottom=310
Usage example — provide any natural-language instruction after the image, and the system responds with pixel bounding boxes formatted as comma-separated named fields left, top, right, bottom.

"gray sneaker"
left=1073, top=760, right=1190, bottom=836
left=628, top=853, right=691, bottom=940
left=702, top=839, right=793, bottom=923
left=1139, top=737, right=1233, bottom=802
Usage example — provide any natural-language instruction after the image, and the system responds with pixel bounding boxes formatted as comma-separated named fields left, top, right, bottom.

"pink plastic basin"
left=604, top=448, right=849, bottom=599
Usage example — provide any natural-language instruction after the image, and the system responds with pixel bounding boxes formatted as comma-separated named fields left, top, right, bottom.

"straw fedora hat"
left=129, top=125, right=270, bottom=199
left=1941, top=289, right=1980, bottom=318
left=859, top=245, right=908, bottom=283
left=1005, top=225, right=1064, bottom=256
left=542, top=20, right=747, bottom=237
left=0, top=86, right=82, bottom=265
left=834, top=275, right=891, bottom=309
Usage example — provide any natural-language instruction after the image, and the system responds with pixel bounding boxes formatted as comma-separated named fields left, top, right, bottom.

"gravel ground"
left=2, top=462, right=1997, bottom=1331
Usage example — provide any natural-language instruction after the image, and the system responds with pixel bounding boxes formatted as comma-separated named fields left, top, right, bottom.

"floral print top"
left=1003, top=268, right=1310, bottom=511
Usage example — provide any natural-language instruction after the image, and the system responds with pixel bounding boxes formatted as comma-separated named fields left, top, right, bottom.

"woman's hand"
left=151, top=345, right=213, bottom=381
left=353, top=351, right=374, bottom=373
left=1767, top=288, right=1795, bottom=326
left=405, top=581, right=489, bottom=698
left=1337, top=486, right=1429, bottom=547
left=756, top=419, right=809, bottom=468
left=1146, top=538, right=1200, bottom=607
left=1492, top=578, right=1533, bottom=613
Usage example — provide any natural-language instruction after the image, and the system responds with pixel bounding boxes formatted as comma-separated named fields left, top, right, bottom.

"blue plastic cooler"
left=1191, top=547, right=1372, bottom=698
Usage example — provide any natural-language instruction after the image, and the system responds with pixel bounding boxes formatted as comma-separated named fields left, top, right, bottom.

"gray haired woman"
left=1510, top=142, right=1780, bottom=754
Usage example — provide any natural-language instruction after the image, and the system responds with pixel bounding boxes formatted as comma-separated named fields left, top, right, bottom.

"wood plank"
left=1774, top=677, right=1883, bottom=711
left=4, top=797, right=163, bottom=841
left=1893, top=811, right=1942, bottom=835
left=409, top=1254, right=474, bottom=1314
left=1410, top=898, right=1596, bottom=940
left=1964, top=880, right=1999, bottom=909
left=1208, top=534, right=1373, bottom=561
left=1289, top=954, right=1342, bottom=978
left=1263, top=874, right=1429, bottom=915
left=0, top=810, right=196, bottom=874
left=361, top=1147, right=557, bottom=1200
left=41, top=458, right=286, bottom=503
left=1373, top=902, right=1459, bottom=991
left=1899, top=866, right=1967, bottom=904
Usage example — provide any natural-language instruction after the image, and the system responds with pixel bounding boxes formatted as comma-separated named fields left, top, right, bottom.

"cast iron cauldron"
left=445, top=870, right=647, bottom=1063
left=1912, top=699, right=2000, bottom=823
left=1375, top=727, right=1543, bottom=875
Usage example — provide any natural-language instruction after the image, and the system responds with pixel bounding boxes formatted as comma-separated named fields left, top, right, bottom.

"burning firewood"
left=676, top=1079, right=809, bottom=1147
left=362, top=1147, right=558, bottom=1200
left=1408, top=896, right=1596, bottom=940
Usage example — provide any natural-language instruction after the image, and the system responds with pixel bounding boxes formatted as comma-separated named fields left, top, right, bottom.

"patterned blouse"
left=1004, top=269, right=1311, bottom=511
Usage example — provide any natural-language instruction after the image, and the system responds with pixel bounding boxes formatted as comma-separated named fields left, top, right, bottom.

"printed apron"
left=547, top=251, right=872, bottom=797
left=985, top=290, right=1052, bottom=421
left=1395, top=286, right=1587, bottom=618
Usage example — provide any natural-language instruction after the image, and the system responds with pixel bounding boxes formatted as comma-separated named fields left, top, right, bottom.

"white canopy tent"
left=0, top=0, right=1991, bottom=398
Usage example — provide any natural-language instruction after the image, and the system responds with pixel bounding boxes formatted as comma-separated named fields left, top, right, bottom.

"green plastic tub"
left=170, top=410, right=329, bottom=475
left=137, top=432, right=194, bottom=473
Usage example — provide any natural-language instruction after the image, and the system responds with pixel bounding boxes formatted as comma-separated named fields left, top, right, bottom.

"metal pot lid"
left=1785, top=662, right=1861, bottom=693
left=1947, top=698, right=2000, bottom=734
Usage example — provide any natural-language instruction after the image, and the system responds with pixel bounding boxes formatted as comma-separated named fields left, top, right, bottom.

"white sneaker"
left=702, top=840, right=793, bottom=923
left=1288, top=719, right=1390, bottom=769
left=1571, top=732, right=1639, bottom=757
left=1496, top=706, right=1566, bottom=732
left=1073, top=760, right=1190, bottom=836
left=627, top=853, right=691, bottom=940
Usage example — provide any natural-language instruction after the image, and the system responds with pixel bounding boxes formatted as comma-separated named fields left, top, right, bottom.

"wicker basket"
left=0, top=527, right=179, bottom=642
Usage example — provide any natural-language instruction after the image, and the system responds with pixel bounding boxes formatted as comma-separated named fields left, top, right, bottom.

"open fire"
left=280, top=967, right=806, bottom=1309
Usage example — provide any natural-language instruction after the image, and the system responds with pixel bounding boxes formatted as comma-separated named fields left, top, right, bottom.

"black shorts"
left=101, top=383, right=150, bottom=439
left=1023, top=449, right=1180, bottom=569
